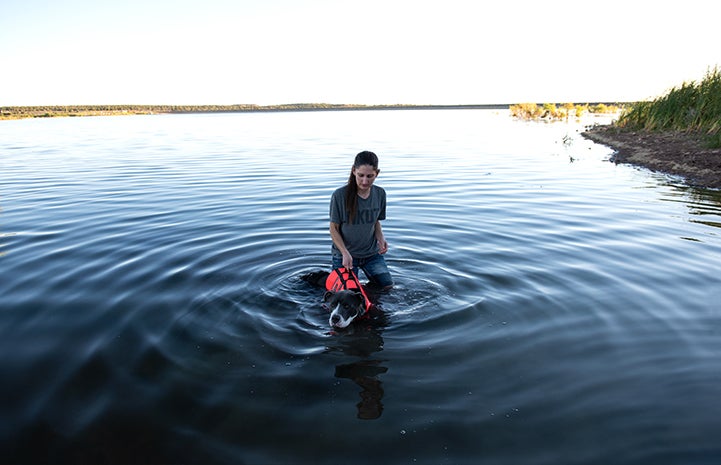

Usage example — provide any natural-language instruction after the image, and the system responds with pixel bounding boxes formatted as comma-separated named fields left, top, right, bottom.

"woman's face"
left=352, top=164, right=378, bottom=193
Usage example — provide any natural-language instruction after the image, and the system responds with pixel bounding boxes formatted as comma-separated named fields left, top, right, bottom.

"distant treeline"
left=0, top=103, right=510, bottom=120
left=1, top=102, right=632, bottom=121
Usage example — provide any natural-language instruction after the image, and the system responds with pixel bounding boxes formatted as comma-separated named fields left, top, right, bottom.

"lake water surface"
left=1, top=110, right=721, bottom=464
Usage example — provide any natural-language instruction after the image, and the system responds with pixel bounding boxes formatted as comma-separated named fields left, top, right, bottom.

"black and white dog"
left=303, top=268, right=373, bottom=329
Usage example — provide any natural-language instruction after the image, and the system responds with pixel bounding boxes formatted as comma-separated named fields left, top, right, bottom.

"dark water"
left=1, top=110, right=720, bottom=464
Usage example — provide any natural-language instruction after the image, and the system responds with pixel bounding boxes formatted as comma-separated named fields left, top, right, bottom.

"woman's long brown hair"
left=345, top=151, right=379, bottom=224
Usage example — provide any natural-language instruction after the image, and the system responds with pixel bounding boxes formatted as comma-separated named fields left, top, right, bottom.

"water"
left=1, top=110, right=720, bottom=464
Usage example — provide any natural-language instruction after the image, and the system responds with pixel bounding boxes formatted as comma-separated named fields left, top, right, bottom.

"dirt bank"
left=582, top=125, right=721, bottom=189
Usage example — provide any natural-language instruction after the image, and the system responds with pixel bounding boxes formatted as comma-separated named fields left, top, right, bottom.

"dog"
left=302, top=267, right=373, bottom=329
left=324, top=289, right=367, bottom=329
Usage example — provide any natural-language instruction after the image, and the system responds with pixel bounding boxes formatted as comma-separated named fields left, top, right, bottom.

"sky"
left=1, top=0, right=719, bottom=106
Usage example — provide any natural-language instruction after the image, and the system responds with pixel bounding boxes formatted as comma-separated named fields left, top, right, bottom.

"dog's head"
left=324, top=289, right=366, bottom=329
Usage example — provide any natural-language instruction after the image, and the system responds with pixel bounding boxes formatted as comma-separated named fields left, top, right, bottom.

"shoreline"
left=582, top=125, right=721, bottom=190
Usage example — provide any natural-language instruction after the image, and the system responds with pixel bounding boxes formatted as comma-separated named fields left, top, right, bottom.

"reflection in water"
left=326, top=309, right=388, bottom=420
left=688, top=190, right=721, bottom=229
left=663, top=184, right=721, bottom=230
left=335, top=360, right=388, bottom=420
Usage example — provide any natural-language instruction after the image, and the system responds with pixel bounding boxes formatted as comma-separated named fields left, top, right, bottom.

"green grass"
left=617, top=66, right=721, bottom=147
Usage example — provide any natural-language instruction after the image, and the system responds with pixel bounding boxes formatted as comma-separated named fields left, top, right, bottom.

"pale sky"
left=1, top=0, right=719, bottom=106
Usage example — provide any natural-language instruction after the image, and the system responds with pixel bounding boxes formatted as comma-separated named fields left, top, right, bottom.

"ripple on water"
left=2, top=111, right=721, bottom=464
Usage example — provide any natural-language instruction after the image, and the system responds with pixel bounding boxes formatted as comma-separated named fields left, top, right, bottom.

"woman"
left=329, top=151, right=393, bottom=289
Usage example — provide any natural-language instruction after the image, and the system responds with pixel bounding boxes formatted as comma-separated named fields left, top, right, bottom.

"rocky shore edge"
left=582, top=125, right=721, bottom=189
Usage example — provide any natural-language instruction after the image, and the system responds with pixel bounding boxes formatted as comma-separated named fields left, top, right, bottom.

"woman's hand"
left=377, top=238, right=389, bottom=255
left=341, top=250, right=353, bottom=269
left=375, top=221, right=388, bottom=255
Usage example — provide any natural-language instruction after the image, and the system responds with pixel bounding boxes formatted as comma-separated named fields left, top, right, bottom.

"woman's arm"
left=330, top=222, right=353, bottom=269
left=375, top=221, right=388, bottom=254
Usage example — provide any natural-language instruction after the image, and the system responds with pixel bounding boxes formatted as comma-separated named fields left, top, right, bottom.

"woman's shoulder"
left=331, top=185, right=347, bottom=204
left=332, top=185, right=347, bottom=197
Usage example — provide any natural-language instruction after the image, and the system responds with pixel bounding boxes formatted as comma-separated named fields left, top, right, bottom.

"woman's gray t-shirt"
left=330, top=185, right=386, bottom=258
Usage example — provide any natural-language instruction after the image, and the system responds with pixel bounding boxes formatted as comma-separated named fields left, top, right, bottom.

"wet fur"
left=323, top=289, right=366, bottom=328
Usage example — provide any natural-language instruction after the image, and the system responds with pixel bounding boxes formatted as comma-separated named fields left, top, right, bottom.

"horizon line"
left=1, top=101, right=633, bottom=108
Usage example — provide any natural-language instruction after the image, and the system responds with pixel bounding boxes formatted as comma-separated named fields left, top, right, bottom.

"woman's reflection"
left=335, top=359, right=388, bottom=420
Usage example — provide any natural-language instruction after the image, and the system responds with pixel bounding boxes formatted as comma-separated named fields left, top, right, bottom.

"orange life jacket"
left=325, top=267, right=372, bottom=313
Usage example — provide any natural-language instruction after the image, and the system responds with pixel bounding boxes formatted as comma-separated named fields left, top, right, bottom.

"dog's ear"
left=323, top=290, right=334, bottom=302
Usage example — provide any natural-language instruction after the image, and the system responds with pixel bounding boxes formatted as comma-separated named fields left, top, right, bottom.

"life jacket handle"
left=326, top=267, right=372, bottom=313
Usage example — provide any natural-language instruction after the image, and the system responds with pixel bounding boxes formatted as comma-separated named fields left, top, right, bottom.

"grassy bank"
left=617, top=66, right=721, bottom=147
